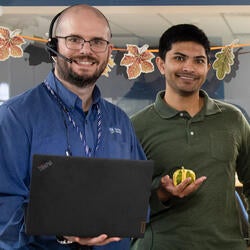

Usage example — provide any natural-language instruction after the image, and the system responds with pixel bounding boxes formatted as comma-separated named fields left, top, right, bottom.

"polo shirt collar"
left=154, top=89, right=222, bottom=119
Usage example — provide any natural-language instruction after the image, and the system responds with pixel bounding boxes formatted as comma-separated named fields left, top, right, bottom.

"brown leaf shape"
left=120, top=55, right=135, bottom=66
left=10, top=46, right=23, bottom=57
left=11, top=36, right=25, bottom=46
left=0, top=38, right=6, bottom=46
left=127, top=63, right=141, bottom=79
left=141, top=61, right=154, bottom=73
left=0, top=27, right=10, bottom=40
left=120, top=44, right=155, bottom=79
left=0, top=27, right=25, bottom=60
left=102, top=55, right=115, bottom=77
left=127, top=45, right=139, bottom=55
left=0, top=46, right=9, bottom=60
left=141, top=51, right=155, bottom=61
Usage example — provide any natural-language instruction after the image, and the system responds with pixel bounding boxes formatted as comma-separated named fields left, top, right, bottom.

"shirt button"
left=190, top=131, right=194, bottom=136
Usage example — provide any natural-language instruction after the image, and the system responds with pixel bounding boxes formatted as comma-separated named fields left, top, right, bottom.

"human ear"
left=156, top=56, right=165, bottom=75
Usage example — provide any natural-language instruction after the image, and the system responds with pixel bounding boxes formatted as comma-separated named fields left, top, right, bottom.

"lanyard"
left=43, top=80, right=102, bottom=157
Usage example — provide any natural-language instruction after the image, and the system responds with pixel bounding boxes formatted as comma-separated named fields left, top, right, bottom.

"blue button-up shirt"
left=0, top=71, right=146, bottom=250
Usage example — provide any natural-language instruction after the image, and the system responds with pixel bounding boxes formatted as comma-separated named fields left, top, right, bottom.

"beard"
left=55, top=55, right=109, bottom=88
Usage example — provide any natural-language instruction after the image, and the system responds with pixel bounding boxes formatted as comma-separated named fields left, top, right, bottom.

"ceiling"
left=1, top=5, right=250, bottom=49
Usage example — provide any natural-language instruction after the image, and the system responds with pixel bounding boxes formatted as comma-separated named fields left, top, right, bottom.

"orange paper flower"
left=102, top=54, right=115, bottom=77
left=120, top=44, right=155, bottom=79
left=0, top=27, right=26, bottom=61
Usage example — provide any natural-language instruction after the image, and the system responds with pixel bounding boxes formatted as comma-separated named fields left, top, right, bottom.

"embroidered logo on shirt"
left=109, top=127, right=122, bottom=135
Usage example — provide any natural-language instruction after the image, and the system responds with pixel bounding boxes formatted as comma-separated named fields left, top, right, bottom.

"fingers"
left=175, top=176, right=207, bottom=198
left=64, top=234, right=121, bottom=246
left=159, top=174, right=207, bottom=198
left=161, top=175, right=172, bottom=185
left=156, top=175, right=173, bottom=202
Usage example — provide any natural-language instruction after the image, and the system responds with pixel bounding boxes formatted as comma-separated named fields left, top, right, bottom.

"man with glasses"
left=0, top=4, right=146, bottom=250
left=55, top=36, right=110, bottom=52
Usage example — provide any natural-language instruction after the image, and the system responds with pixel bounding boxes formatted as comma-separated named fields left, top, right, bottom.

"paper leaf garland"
left=102, top=54, right=115, bottom=77
left=0, top=26, right=246, bottom=82
left=212, top=40, right=238, bottom=80
left=120, top=44, right=155, bottom=79
left=0, top=26, right=26, bottom=61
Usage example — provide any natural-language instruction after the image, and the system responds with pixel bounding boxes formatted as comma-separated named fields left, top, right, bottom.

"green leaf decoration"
left=212, top=40, right=238, bottom=80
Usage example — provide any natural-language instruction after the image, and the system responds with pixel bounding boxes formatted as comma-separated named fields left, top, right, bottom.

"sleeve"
left=127, top=119, right=153, bottom=224
left=128, top=119, right=147, bottom=161
left=0, top=105, right=34, bottom=249
left=94, top=238, right=131, bottom=250
left=235, top=114, right=250, bottom=223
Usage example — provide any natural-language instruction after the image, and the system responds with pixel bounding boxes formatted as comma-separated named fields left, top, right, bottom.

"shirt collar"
left=154, top=89, right=222, bottom=119
left=45, top=70, right=101, bottom=111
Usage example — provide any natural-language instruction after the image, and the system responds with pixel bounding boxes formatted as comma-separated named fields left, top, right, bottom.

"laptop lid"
left=25, top=154, right=153, bottom=238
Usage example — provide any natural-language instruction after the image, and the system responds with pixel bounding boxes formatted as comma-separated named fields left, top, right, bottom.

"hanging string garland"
left=0, top=26, right=249, bottom=80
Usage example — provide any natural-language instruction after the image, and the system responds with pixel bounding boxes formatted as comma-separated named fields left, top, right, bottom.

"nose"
left=182, top=59, right=195, bottom=72
left=79, top=41, right=92, bottom=54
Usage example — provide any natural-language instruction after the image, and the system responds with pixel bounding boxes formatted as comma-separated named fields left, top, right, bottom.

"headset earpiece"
left=46, top=38, right=58, bottom=57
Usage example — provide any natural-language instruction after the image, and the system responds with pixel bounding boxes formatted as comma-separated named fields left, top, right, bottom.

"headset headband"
left=48, top=11, right=63, bottom=40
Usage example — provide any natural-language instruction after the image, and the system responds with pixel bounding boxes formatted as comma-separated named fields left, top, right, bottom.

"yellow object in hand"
left=173, top=166, right=196, bottom=186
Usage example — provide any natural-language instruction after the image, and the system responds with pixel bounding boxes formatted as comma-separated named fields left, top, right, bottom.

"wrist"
left=157, top=186, right=172, bottom=202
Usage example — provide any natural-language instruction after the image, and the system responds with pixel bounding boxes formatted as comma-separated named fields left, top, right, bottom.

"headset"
left=46, top=10, right=73, bottom=63
left=46, top=11, right=62, bottom=58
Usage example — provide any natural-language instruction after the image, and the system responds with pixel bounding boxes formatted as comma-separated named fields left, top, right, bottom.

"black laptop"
left=25, top=154, right=153, bottom=238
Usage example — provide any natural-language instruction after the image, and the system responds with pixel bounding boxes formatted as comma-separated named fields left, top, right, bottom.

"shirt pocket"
left=98, top=133, right=131, bottom=159
left=210, top=131, right=237, bottom=162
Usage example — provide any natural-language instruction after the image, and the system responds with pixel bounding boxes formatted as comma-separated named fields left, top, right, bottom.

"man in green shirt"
left=131, top=24, right=250, bottom=250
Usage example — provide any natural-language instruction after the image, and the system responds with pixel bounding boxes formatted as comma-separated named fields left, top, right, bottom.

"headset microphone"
left=46, top=45, right=73, bottom=63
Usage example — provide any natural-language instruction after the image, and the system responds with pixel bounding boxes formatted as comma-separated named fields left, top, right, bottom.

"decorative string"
left=43, top=80, right=102, bottom=157
left=18, top=34, right=250, bottom=51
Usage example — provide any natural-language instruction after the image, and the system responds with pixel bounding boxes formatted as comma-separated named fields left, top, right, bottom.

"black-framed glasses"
left=56, top=36, right=110, bottom=52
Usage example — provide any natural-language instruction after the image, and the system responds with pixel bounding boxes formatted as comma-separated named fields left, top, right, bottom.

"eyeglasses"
left=56, top=36, right=110, bottom=52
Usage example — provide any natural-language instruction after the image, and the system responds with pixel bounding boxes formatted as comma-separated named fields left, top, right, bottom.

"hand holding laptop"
left=63, top=234, right=121, bottom=246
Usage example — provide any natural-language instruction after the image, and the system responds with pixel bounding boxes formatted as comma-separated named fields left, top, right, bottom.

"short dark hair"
left=158, top=24, right=211, bottom=62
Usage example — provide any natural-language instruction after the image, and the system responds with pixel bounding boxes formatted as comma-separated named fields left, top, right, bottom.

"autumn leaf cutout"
left=212, top=39, right=238, bottom=80
left=102, top=54, right=115, bottom=77
left=0, top=26, right=26, bottom=61
left=120, top=44, right=155, bottom=79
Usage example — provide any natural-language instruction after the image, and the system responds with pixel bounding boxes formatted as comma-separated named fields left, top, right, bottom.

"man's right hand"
left=64, top=234, right=121, bottom=246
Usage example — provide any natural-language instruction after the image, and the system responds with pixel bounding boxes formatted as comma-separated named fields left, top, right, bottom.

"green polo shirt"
left=131, top=90, right=250, bottom=250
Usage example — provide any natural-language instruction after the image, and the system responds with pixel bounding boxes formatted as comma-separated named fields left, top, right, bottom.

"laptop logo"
left=140, top=221, right=146, bottom=234
left=37, top=160, right=53, bottom=171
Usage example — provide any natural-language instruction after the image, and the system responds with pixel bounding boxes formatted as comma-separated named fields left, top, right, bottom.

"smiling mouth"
left=177, top=74, right=198, bottom=81
left=70, top=55, right=97, bottom=65
left=74, top=60, right=95, bottom=65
